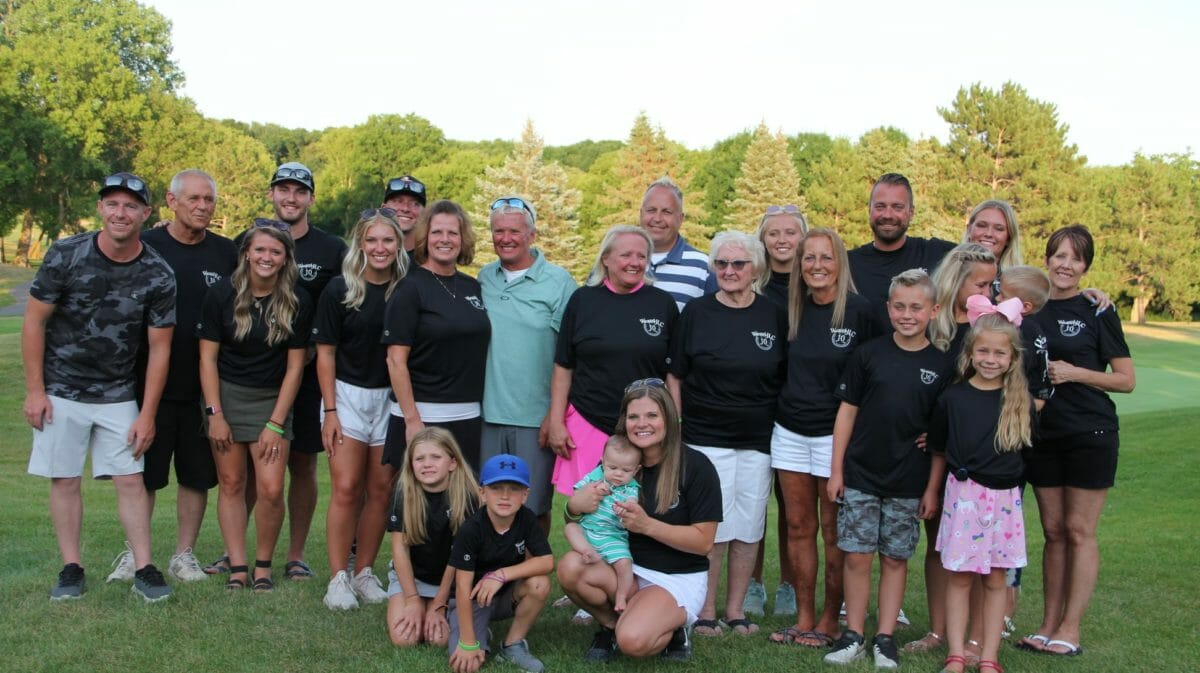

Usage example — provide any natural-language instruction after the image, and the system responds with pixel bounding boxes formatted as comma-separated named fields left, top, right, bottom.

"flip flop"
left=770, top=627, right=834, bottom=647
left=284, top=560, right=314, bottom=580
left=1014, top=634, right=1050, bottom=652
left=692, top=619, right=723, bottom=637
left=721, top=618, right=759, bottom=635
left=1043, top=639, right=1083, bottom=656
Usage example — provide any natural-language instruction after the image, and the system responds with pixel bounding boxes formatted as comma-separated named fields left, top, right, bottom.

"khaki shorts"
left=28, top=396, right=141, bottom=479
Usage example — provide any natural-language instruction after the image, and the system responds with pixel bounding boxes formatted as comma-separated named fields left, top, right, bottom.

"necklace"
left=431, top=270, right=457, bottom=298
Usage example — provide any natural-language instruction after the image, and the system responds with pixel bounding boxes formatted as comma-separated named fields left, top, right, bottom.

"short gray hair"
left=642, top=176, right=683, bottom=213
left=709, top=230, right=767, bottom=292
left=169, top=169, right=218, bottom=199
left=488, top=194, right=536, bottom=233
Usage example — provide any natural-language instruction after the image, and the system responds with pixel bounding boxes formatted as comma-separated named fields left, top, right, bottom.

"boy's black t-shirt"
left=927, top=381, right=1029, bottom=490
left=381, top=267, right=491, bottom=403
left=196, top=279, right=313, bottom=388
left=1033, top=296, right=1131, bottom=439
left=388, top=488, right=477, bottom=587
left=628, top=447, right=723, bottom=574
left=312, top=277, right=391, bottom=389
left=848, top=236, right=955, bottom=327
left=776, top=293, right=881, bottom=436
left=836, top=335, right=955, bottom=498
left=1019, top=319, right=1055, bottom=401
left=449, top=505, right=552, bottom=585
left=669, top=293, right=787, bottom=452
left=555, top=284, right=679, bottom=433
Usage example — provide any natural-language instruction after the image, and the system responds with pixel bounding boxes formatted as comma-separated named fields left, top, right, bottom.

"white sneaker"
left=168, top=548, right=208, bottom=582
left=824, top=631, right=867, bottom=665
left=351, top=567, right=388, bottom=604
left=324, top=570, right=359, bottom=610
left=106, top=541, right=135, bottom=583
left=897, top=608, right=911, bottom=627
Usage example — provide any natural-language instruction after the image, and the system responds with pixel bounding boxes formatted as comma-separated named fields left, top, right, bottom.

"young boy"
left=448, top=455, right=553, bottom=673
left=563, top=436, right=641, bottom=611
left=826, top=269, right=956, bottom=669
left=997, top=265, right=1055, bottom=409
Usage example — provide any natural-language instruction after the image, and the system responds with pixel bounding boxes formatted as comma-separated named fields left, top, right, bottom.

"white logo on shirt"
left=465, top=295, right=485, bottom=310
left=1058, top=319, right=1086, bottom=337
left=752, top=331, right=776, bottom=351
left=640, top=318, right=664, bottom=337
left=298, top=263, right=320, bottom=282
left=202, top=270, right=221, bottom=287
left=920, top=368, right=939, bottom=385
left=830, top=328, right=856, bottom=348
left=515, top=540, right=526, bottom=555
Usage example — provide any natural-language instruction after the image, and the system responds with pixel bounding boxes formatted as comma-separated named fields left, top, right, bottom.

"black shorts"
left=143, top=400, right=217, bottom=491
left=382, top=414, right=482, bottom=475
left=1026, top=430, right=1119, bottom=490
left=290, top=366, right=324, bottom=454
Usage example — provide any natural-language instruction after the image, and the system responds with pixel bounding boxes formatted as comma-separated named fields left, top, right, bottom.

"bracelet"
left=457, top=641, right=480, bottom=651
left=324, top=408, right=337, bottom=413
left=482, top=569, right=507, bottom=584
left=432, top=603, right=448, bottom=613
left=264, top=421, right=285, bottom=436
left=563, top=503, right=583, bottom=524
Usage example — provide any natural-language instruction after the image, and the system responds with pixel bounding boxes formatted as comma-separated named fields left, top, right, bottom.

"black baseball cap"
left=98, top=172, right=151, bottom=206
left=270, top=162, right=315, bottom=192
left=383, top=175, right=426, bottom=206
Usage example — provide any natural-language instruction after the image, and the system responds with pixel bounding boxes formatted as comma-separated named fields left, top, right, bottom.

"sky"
left=144, top=0, right=1198, bottom=167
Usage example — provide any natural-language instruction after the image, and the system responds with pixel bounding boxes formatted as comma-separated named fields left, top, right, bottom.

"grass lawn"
left=0, top=324, right=1196, bottom=672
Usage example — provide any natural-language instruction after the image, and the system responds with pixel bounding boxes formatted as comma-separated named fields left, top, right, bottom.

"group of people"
left=23, top=163, right=1134, bottom=673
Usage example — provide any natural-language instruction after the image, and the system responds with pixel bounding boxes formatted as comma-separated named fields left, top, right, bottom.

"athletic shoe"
left=168, top=548, right=207, bottom=582
left=51, top=563, right=86, bottom=601
left=773, top=581, right=797, bottom=616
left=132, top=564, right=172, bottom=603
left=896, top=608, right=911, bottom=627
left=351, top=567, right=388, bottom=604
left=824, top=631, right=867, bottom=665
left=873, top=633, right=901, bottom=669
left=583, top=626, right=617, bottom=663
left=496, top=639, right=545, bottom=673
left=346, top=549, right=356, bottom=576
left=660, top=626, right=691, bottom=662
left=743, top=578, right=767, bottom=616
left=106, top=541, right=135, bottom=583
left=571, top=607, right=594, bottom=625
left=839, top=601, right=848, bottom=626
left=324, top=570, right=359, bottom=611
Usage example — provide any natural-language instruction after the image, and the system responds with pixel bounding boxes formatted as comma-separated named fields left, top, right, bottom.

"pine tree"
left=471, top=120, right=585, bottom=279
left=723, top=123, right=804, bottom=233
left=805, top=138, right=871, bottom=246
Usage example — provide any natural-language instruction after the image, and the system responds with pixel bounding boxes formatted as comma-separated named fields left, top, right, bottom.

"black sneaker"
left=132, top=564, right=172, bottom=603
left=584, top=626, right=617, bottom=663
left=51, top=563, right=86, bottom=601
left=660, top=626, right=691, bottom=662
left=873, top=633, right=901, bottom=669
left=824, top=630, right=867, bottom=665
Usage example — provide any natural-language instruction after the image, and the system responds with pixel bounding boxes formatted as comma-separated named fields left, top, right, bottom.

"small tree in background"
left=724, top=123, right=803, bottom=233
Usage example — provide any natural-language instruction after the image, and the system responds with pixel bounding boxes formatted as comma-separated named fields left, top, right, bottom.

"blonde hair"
left=231, top=228, right=299, bottom=345
left=787, top=228, right=857, bottom=340
left=963, top=200, right=1022, bottom=269
left=603, top=434, right=641, bottom=464
left=614, top=383, right=682, bottom=515
left=999, top=265, right=1050, bottom=314
left=956, top=315, right=1032, bottom=452
left=930, top=243, right=997, bottom=352
left=412, top=200, right=475, bottom=266
left=341, top=212, right=408, bottom=310
left=395, top=427, right=480, bottom=546
left=586, top=225, right=655, bottom=287
left=709, top=230, right=767, bottom=292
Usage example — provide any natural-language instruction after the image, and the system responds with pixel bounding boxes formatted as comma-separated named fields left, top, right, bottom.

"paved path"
left=0, top=280, right=31, bottom=316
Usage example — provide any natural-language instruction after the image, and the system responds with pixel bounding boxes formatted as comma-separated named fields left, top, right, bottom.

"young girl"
left=386, top=427, right=479, bottom=648
left=927, top=309, right=1033, bottom=673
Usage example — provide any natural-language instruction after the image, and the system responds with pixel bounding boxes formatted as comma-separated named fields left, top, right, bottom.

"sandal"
left=965, top=639, right=982, bottom=667
left=253, top=559, right=274, bottom=593
left=721, top=618, right=758, bottom=636
left=978, top=660, right=1005, bottom=673
left=225, top=564, right=249, bottom=591
left=1015, top=633, right=1050, bottom=652
left=770, top=627, right=834, bottom=647
left=204, top=555, right=232, bottom=575
left=284, top=560, right=314, bottom=581
left=939, top=654, right=967, bottom=673
left=692, top=619, right=723, bottom=637
left=903, top=631, right=944, bottom=653
left=1043, top=639, right=1083, bottom=656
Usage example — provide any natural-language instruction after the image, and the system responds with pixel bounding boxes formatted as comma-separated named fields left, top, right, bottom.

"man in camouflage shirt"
left=23, top=172, right=178, bottom=602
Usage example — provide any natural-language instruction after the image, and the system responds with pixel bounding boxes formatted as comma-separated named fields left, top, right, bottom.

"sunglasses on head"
left=361, top=207, right=397, bottom=221
left=253, top=218, right=290, bottom=232
left=388, top=177, right=425, bottom=194
left=765, top=204, right=801, bottom=215
left=273, top=167, right=312, bottom=183
left=490, top=197, right=535, bottom=217
left=624, top=377, right=666, bottom=394
left=714, top=258, right=752, bottom=271
left=104, top=174, right=145, bottom=193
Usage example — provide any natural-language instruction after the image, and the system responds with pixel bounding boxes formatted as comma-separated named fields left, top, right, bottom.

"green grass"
left=0, top=325, right=1197, bottom=672
left=0, top=263, right=35, bottom=309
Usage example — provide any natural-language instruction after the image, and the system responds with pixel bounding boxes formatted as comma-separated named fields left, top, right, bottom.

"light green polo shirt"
left=479, top=249, right=577, bottom=427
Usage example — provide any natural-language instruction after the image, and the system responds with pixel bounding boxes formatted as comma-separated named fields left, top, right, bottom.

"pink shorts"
left=935, top=473, right=1027, bottom=574
left=551, top=404, right=610, bottom=496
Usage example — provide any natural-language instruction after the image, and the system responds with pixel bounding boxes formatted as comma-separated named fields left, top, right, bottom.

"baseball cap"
left=383, top=175, right=426, bottom=206
left=98, top=172, right=151, bottom=205
left=479, top=454, right=531, bottom=488
left=270, top=162, right=315, bottom=192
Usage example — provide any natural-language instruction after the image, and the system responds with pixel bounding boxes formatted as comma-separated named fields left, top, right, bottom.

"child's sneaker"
left=496, top=639, right=545, bottom=673
left=51, top=563, right=86, bottom=601
left=743, top=578, right=767, bottom=616
left=824, top=631, right=866, bottom=665
left=773, top=581, right=797, bottom=616
left=873, top=633, right=901, bottom=669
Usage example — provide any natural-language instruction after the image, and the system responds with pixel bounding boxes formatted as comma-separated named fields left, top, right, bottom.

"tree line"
left=1, top=0, right=1196, bottom=322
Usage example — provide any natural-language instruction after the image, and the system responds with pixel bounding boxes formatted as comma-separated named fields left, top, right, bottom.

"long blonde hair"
left=930, top=243, right=996, bottom=352
left=787, top=228, right=857, bottom=340
left=614, top=383, right=682, bottom=515
left=342, top=212, right=408, bottom=310
left=231, top=227, right=299, bottom=345
left=956, top=315, right=1032, bottom=452
left=395, top=427, right=480, bottom=546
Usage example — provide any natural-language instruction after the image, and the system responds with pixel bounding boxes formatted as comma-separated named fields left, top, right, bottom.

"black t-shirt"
left=381, top=267, right=491, bottom=403
left=388, top=488, right=477, bottom=587
left=555, top=284, right=679, bottom=432
left=927, top=381, right=1029, bottom=490
left=1019, top=319, right=1054, bottom=401
left=836, top=336, right=955, bottom=498
left=312, top=277, right=390, bottom=389
left=848, top=236, right=955, bottom=327
left=948, top=321, right=970, bottom=363
left=669, top=294, right=787, bottom=452
left=1033, top=296, right=1130, bottom=439
left=763, top=271, right=789, bottom=310
left=448, top=506, right=553, bottom=585
left=139, top=228, right=238, bottom=401
left=196, top=279, right=314, bottom=388
left=776, top=293, right=881, bottom=436
left=628, top=447, right=723, bottom=574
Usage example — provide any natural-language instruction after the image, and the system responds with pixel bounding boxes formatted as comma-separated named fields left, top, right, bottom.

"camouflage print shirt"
left=29, top=232, right=177, bottom=403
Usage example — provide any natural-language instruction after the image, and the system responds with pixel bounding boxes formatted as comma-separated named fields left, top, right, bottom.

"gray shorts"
left=480, top=422, right=554, bottom=515
left=836, top=487, right=921, bottom=560
left=446, top=581, right=517, bottom=653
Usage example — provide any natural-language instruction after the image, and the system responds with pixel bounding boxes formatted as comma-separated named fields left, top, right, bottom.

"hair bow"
left=966, top=294, right=1023, bottom=327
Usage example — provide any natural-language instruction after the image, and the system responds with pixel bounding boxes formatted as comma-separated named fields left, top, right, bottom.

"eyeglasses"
left=104, top=174, right=146, bottom=193
left=714, top=259, right=752, bottom=271
left=490, top=197, right=535, bottom=219
left=387, top=177, right=425, bottom=194
left=765, top=204, right=801, bottom=216
left=624, top=378, right=665, bottom=394
left=360, top=207, right=397, bottom=221
left=273, top=167, right=312, bottom=183
left=253, top=218, right=290, bottom=232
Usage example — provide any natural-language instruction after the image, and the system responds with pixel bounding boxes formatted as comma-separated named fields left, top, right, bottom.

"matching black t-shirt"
left=448, top=506, right=553, bottom=585
left=312, top=277, right=391, bottom=389
left=670, top=294, right=787, bottom=452
left=848, top=236, right=955, bottom=328
left=388, top=488, right=477, bottom=587
left=381, top=266, right=491, bottom=404
left=927, top=381, right=1030, bottom=490
left=196, top=279, right=314, bottom=388
left=763, top=270, right=790, bottom=310
left=836, top=336, right=956, bottom=498
left=777, top=293, right=882, bottom=437
left=555, top=284, right=679, bottom=433
left=1019, top=319, right=1055, bottom=401
left=628, top=448, right=723, bottom=574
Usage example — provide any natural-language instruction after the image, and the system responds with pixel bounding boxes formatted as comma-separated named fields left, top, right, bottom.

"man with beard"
left=848, top=173, right=955, bottom=327
left=381, top=175, right=426, bottom=255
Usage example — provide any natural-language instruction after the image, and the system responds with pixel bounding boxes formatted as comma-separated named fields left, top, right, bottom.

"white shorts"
left=689, top=444, right=772, bottom=544
left=323, top=380, right=390, bottom=446
left=386, top=560, right=441, bottom=599
left=28, top=396, right=141, bottom=479
left=632, top=563, right=707, bottom=628
left=770, top=423, right=834, bottom=478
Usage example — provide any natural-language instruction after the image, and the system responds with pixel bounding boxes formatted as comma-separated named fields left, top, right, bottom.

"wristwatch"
left=205, top=405, right=221, bottom=416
